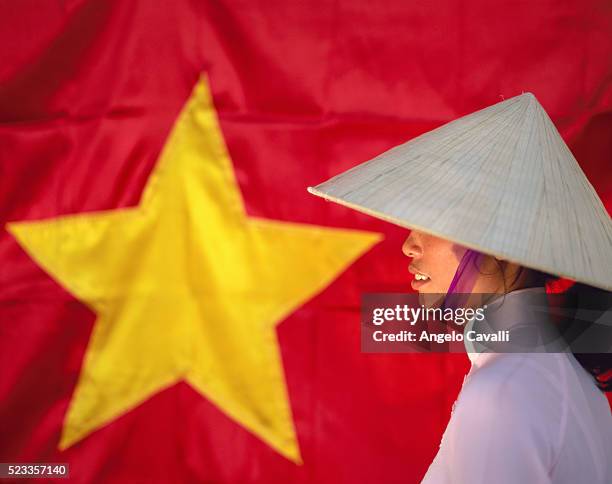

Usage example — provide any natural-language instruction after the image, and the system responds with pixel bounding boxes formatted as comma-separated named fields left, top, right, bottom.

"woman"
left=308, top=92, right=612, bottom=483
left=404, top=230, right=611, bottom=483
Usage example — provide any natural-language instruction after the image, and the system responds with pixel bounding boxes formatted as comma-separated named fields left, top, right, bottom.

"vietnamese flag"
left=1, top=1, right=611, bottom=483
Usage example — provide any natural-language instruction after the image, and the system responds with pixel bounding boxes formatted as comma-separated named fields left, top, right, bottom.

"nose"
left=402, top=232, right=422, bottom=258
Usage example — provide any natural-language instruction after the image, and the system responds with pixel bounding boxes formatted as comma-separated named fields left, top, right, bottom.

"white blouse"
left=421, top=287, right=612, bottom=484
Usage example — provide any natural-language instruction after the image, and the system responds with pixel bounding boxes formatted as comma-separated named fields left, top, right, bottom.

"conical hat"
left=308, top=93, right=612, bottom=291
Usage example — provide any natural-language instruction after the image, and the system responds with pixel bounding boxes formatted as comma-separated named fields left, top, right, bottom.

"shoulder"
left=437, top=355, right=564, bottom=480
left=464, top=353, right=562, bottom=400
left=454, top=354, right=565, bottom=435
left=441, top=353, right=612, bottom=482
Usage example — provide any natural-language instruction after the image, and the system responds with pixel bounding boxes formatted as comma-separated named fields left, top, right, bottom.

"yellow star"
left=6, top=75, right=381, bottom=463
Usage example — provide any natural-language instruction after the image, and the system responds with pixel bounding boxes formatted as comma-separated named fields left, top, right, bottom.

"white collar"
left=464, top=286, right=548, bottom=365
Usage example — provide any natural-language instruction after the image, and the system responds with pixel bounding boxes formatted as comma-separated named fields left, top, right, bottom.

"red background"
left=1, top=1, right=611, bottom=482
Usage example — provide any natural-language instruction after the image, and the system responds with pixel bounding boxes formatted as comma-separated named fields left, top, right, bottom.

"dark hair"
left=554, top=281, right=612, bottom=392
left=485, top=258, right=612, bottom=392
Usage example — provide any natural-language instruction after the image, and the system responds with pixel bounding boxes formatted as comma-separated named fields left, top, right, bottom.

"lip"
left=409, top=264, right=431, bottom=291
left=410, top=277, right=430, bottom=290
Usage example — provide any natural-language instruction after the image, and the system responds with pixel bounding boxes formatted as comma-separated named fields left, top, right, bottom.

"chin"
left=418, top=292, right=445, bottom=308
left=418, top=284, right=439, bottom=294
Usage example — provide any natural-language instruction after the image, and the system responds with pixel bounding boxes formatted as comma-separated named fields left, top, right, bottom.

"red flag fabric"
left=1, top=1, right=611, bottom=483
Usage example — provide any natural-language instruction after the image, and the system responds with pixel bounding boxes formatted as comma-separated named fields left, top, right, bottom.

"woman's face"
left=401, top=230, right=468, bottom=294
left=402, top=230, right=527, bottom=304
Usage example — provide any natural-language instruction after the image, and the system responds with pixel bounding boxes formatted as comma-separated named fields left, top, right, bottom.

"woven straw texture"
left=308, top=93, right=612, bottom=291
